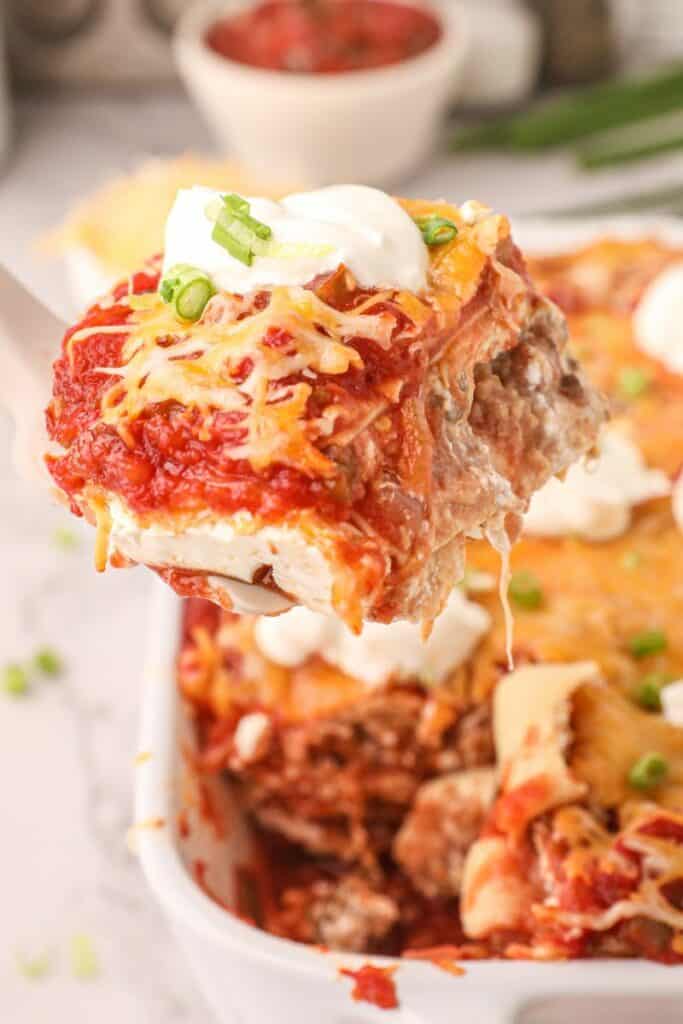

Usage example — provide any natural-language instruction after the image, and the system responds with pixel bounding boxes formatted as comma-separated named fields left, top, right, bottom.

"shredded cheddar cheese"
left=91, top=496, right=112, bottom=572
left=93, top=286, right=395, bottom=476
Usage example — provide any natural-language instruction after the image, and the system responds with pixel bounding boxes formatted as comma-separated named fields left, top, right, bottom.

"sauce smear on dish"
left=340, top=964, right=399, bottom=1009
left=205, top=0, right=442, bottom=74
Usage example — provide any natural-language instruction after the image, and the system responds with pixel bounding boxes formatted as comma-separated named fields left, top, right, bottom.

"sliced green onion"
left=159, top=264, right=215, bottom=322
left=212, top=217, right=253, bottom=266
left=175, top=278, right=215, bottom=321
left=415, top=215, right=458, bottom=246
left=629, top=751, right=669, bottom=790
left=620, top=550, right=642, bottom=571
left=3, top=663, right=29, bottom=697
left=53, top=526, right=79, bottom=551
left=34, top=647, right=63, bottom=678
left=618, top=366, right=651, bottom=399
left=222, top=193, right=251, bottom=217
left=70, top=934, right=99, bottom=981
left=209, top=194, right=273, bottom=266
left=633, top=671, right=674, bottom=711
left=223, top=193, right=272, bottom=239
left=16, top=949, right=51, bottom=980
left=629, top=629, right=667, bottom=659
left=509, top=570, right=543, bottom=610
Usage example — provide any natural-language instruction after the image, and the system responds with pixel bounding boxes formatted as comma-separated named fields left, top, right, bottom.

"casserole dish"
left=135, top=581, right=683, bottom=1023
left=135, top=216, right=683, bottom=1020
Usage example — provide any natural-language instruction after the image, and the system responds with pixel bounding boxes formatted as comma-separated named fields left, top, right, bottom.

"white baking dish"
left=132, top=217, right=683, bottom=1020
left=135, top=582, right=683, bottom=1024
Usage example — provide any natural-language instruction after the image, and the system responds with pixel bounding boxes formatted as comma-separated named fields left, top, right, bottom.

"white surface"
left=175, top=0, right=468, bottom=187
left=253, top=588, right=491, bottom=687
left=136, top=587, right=683, bottom=1024
left=2, top=89, right=683, bottom=1024
left=164, top=184, right=429, bottom=293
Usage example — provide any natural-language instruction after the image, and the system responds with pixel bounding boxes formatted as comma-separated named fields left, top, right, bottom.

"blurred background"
left=1, top=1, right=682, bottom=1021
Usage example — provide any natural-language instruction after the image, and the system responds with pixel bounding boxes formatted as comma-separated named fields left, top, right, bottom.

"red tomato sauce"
left=205, top=0, right=442, bottom=74
left=46, top=260, right=429, bottom=526
left=340, top=964, right=399, bottom=1010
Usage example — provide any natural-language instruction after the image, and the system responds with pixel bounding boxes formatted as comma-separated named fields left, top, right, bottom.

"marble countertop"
left=1, top=89, right=681, bottom=1024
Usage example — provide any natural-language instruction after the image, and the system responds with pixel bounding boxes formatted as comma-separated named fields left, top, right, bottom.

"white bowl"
left=174, top=0, right=468, bottom=188
left=135, top=581, right=683, bottom=1024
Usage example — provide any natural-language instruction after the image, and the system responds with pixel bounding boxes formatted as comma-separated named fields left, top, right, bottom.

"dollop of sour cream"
left=253, top=588, right=491, bottom=688
left=661, top=681, right=683, bottom=728
left=524, top=426, right=670, bottom=542
left=162, top=184, right=429, bottom=295
left=634, top=261, right=683, bottom=375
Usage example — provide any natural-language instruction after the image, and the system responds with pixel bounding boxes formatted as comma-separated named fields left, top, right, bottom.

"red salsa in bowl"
left=205, top=0, right=443, bottom=74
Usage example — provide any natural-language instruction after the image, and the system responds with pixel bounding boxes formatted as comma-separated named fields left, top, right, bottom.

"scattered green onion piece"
left=53, top=526, right=78, bottom=551
left=175, top=278, right=215, bottom=321
left=223, top=193, right=272, bottom=240
left=210, top=194, right=273, bottom=265
left=629, top=629, right=667, bottom=658
left=629, top=751, right=669, bottom=790
left=212, top=217, right=253, bottom=266
left=70, top=934, right=99, bottom=981
left=222, top=193, right=250, bottom=217
left=3, top=663, right=29, bottom=697
left=16, top=950, right=51, bottom=980
left=509, top=570, right=543, bottom=610
left=159, top=264, right=215, bottom=321
left=34, top=647, right=63, bottom=678
left=415, top=215, right=458, bottom=246
left=618, top=366, right=651, bottom=399
left=633, top=671, right=674, bottom=711
left=620, top=550, right=642, bottom=571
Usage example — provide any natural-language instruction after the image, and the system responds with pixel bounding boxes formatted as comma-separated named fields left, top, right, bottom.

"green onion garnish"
left=415, top=215, right=458, bottom=247
left=629, top=629, right=667, bottom=658
left=620, top=550, right=642, bottom=571
left=212, top=215, right=255, bottom=266
left=618, top=366, right=651, bottom=399
left=509, top=570, right=543, bottom=610
left=633, top=671, right=674, bottom=711
left=629, top=751, right=669, bottom=790
left=159, top=264, right=215, bottom=322
left=53, top=526, right=78, bottom=551
left=16, top=949, right=51, bottom=980
left=34, top=647, right=63, bottom=678
left=70, top=934, right=99, bottom=981
left=209, top=194, right=272, bottom=267
left=2, top=663, right=29, bottom=697
left=222, top=193, right=272, bottom=239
